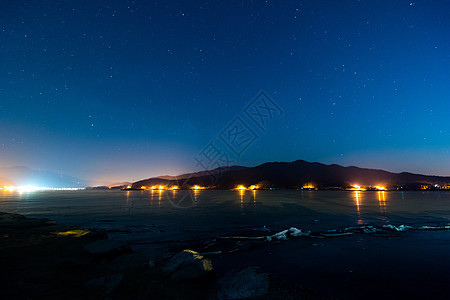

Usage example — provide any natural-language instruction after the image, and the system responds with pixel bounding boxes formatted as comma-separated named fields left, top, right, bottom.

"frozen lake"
left=1, top=189, right=450, bottom=298
left=0, top=189, right=449, bottom=245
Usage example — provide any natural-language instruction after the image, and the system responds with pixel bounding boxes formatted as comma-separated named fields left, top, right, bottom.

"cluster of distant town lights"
left=133, top=185, right=261, bottom=191
left=2, top=183, right=448, bottom=193
left=131, top=184, right=445, bottom=191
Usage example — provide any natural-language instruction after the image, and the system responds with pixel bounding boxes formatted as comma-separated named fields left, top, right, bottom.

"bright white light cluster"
left=1, top=185, right=84, bottom=192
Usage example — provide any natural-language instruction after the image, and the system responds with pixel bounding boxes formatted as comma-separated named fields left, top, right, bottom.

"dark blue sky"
left=1, top=0, right=449, bottom=184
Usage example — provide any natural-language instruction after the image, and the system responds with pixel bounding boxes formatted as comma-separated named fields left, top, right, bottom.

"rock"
left=148, top=259, right=155, bottom=268
left=217, top=267, right=269, bottom=300
left=142, top=248, right=171, bottom=264
left=109, top=253, right=149, bottom=271
left=84, top=240, right=131, bottom=259
left=162, top=250, right=198, bottom=273
left=162, top=249, right=214, bottom=280
left=0, top=212, right=26, bottom=223
left=84, top=273, right=124, bottom=295
left=170, top=259, right=214, bottom=281
left=0, top=212, right=54, bottom=228
left=83, top=230, right=108, bottom=240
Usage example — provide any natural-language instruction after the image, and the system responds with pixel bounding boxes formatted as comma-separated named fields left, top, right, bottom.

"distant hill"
left=132, top=160, right=450, bottom=190
left=155, top=166, right=248, bottom=181
left=0, top=166, right=87, bottom=188
left=133, top=166, right=249, bottom=188
left=107, top=182, right=132, bottom=188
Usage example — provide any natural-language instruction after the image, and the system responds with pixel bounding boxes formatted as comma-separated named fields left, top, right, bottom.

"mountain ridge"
left=132, top=159, right=450, bottom=190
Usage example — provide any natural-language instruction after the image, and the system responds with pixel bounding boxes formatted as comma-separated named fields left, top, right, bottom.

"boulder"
left=148, top=259, right=155, bottom=268
left=217, top=267, right=269, bottom=299
left=84, top=240, right=131, bottom=259
left=0, top=212, right=26, bottom=223
left=0, top=212, right=55, bottom=228
left=84, top=273, right=124, bottom=295
left=162, top=249, right=214, bottom=280
left=110, top=253, right=149, bottom=271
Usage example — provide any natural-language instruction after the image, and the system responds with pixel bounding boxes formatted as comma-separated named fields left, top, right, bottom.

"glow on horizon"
left=1, top=185, right=84, bottom=192
left=349, top=185, right=367, bottom=191
left=191, top=185, right=204, bottom=190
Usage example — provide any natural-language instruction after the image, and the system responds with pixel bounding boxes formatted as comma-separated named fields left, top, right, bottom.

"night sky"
left=1, top=1, right=450, bottom=184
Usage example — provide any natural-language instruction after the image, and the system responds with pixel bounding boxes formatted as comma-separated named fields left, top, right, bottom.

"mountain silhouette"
left=132, top=160, right=450, bottom=190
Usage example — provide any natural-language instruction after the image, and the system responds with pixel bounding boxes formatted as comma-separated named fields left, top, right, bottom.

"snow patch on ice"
left=288, top=227, right=311, bottom=237
left=265, top=227, right=310, bottom=241
left=383, top=224, right=412, bottom=231
left=267, top=229, right=288, bottom=241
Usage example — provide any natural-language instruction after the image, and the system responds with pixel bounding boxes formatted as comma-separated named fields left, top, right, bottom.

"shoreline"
left=2, top=211, right=450, bottom=299
left=0, top=212, right=325, bottom=299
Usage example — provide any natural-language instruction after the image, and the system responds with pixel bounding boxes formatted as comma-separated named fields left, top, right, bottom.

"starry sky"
left=1, top=0, right=450, bottom=184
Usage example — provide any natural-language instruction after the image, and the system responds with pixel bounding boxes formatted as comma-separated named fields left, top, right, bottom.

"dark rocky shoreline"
left=0, top=212, right=325, bottom=299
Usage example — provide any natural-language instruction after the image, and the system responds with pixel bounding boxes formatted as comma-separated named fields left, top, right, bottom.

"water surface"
left=1, top=190, right=449, bottom=243
left=2, top=189, right=450, bottom=298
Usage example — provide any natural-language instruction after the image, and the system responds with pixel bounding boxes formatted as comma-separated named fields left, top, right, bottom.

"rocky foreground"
left=0, top=212, right=325, bottom=299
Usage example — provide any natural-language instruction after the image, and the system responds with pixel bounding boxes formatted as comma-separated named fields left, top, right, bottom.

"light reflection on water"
left=353, top=191, right=363, bottom=225
left=235, top=189, right=258, bottom=209
left=377, top=191, right=387, bottom=213
left=351, top=190, right=391, bottom=225
left=193, top=189, right=200, bottom=204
